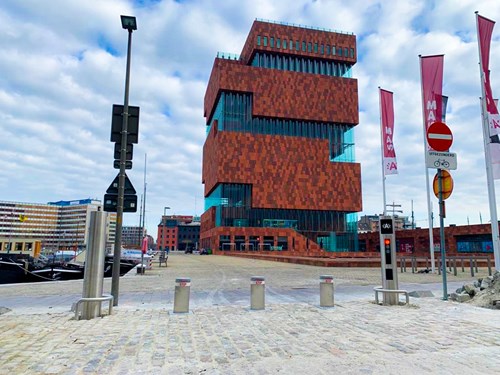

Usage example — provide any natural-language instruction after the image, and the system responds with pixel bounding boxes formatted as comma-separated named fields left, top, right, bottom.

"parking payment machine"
left=379, top=216, right=398, bottom=305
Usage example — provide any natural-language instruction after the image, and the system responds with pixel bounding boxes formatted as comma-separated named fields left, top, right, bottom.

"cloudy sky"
left=1, top=0, right=500, bottom=239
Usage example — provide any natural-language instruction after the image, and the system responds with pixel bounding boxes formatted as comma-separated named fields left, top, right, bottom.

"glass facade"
left=205, top=183, right=358, bottom=251
left=456, top=234, right=493, bottom=253
left=251, top=52, right=353, bottom=78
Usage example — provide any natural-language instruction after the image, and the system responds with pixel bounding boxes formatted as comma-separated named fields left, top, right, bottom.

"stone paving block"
left=408, top=290, right=435, bottom=298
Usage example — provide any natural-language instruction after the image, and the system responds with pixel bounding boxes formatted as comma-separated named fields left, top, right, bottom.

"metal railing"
left=373, top=287, right=409, bottom=305
left=255, top=18, right=354, bottom=35
left=399, top=255, right=493, bottom=276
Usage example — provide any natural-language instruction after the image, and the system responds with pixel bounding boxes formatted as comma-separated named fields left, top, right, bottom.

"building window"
left=296, top=40, right=300, bottom=50
left=326, top=45, right=330, bottom=55
left=344, top=47, right=348, bottom=57
left=270, top=37, right=274, bottom=48
left=314, top=43, right=318, bottom=53
left=263, top=236, right=274, bottom=251
left=337, top=46, right=342, bottom=56
left=284, top=39, right=288, bottom=49
left=263, top=36, right=268, bottom=46
left=302, top=41, right=306, bottom=51
left=308, top=42, right=312, bottom=52
left=257, top=35, right=261, bottom=46
left=277, top=38, right=281, bottom=48
left=277, top=236, right=288, bottom=250
left=350, top=48, right=355, bottom=58
left=320, top=44, right=324, bottom=54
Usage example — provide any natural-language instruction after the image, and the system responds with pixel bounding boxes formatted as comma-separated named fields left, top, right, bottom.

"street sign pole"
left=438, top=169, right=448, bottom=300
left=111, top=25, right=134, bottom=307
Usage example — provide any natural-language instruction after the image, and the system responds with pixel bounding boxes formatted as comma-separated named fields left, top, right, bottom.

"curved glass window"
left=250, top=52, right=353, bottom=78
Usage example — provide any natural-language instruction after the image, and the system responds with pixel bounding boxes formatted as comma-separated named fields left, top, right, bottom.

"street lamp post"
left=111, top=15, right=137, bottom=307
left=162, top=206, right=170, bottom=255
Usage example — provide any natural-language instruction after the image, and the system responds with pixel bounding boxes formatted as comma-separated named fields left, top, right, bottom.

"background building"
left=358, top=223, right=498, bottom=257
left=0, top=199, right=116, bottom=253
left=201, top=19, right=361, bottom=255
left=122, top=226, right=143, bottom=248
left=157, top=215, right=200, bottom=251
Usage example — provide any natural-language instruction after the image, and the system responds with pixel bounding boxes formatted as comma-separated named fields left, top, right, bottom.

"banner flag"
left=441, top=95, right=448, bottom=122
left=478, top=14, right=500, bottom=179
left=420, top=55, right=444, bottom=136
left=380, top=88, right=398, bottom=175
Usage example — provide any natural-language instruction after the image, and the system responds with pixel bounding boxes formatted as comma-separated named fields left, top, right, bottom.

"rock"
left=480, top=277, right=493, bottom=290
left=449, top=293, right=458, bottom=301
left=455, top=293, right=471, bottom=303
left=455, top=286, right=464, bottom=294
left=0, top=307, right=11, bottom=315
left=464, top=284, right=476, bottom=296
left=473, top=280, right=481, bottom=288
left=408, top=290, right=435, bottom=298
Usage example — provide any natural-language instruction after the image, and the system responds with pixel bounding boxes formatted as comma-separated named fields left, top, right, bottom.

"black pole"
left=111, top=28, right=133, bottom=306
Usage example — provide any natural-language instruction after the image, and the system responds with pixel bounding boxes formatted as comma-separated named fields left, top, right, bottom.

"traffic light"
left=384, top=237, right=392, bottom=265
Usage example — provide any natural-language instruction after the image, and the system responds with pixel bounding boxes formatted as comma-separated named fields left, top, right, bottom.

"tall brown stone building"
left=201, top=19, right=361, bottom=255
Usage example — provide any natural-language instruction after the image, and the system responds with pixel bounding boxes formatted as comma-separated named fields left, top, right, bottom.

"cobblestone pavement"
left=1, top=253, right=499, bottom=374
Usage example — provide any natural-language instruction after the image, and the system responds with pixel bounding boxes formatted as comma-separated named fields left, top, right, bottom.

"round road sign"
left=427, top=122, right=453, bottom=152
left=433, top=170, right=454, bottom=200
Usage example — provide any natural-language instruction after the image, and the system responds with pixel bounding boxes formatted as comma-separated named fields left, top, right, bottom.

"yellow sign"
left=433, top=170, right=454, bottom=200
left=19, top=214, right=28, bottom=222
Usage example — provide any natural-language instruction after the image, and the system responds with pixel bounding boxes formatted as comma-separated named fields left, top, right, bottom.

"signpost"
left=426, top=121, right=456, bottom=300
left=104, top=173, right=137, bottom=213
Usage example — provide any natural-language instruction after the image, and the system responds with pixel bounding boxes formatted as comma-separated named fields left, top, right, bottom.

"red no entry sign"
left=427, top=122, right=453, bottom=152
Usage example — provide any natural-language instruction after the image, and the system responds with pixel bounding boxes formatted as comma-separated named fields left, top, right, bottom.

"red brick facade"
left=239, top=21, right=356, bottom=65
left=204, top=59, right=359, bottom=125
left=202, top=124, right=361, bottom=211
left=358, top=223, right=497, bottom=257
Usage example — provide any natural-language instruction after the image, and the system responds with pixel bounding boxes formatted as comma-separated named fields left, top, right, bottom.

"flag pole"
left=476, top=11, right=500, bottom=271
left=419, top=55, right=436, bottom=273
left=379, top=87, right=387, bottom=216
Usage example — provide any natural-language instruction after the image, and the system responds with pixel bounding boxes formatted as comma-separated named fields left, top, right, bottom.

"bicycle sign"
left=426, top=151, right=457, bottom=170
left=433, top=159, right=450, bottom=168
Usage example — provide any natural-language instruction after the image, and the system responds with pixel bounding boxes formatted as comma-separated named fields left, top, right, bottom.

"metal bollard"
left=461, top=258, right=465, bottom=272
left=470, top=257, right=474, bottom=277
left=81, top=211, right=107, bottom=320
left=474, top=258, right=478, bottom=273
left=453, top=258, right=457, bottom=276
left=487, top=257, right=492, bottom=276
left=173, top=277, right=191, bottom=313
left=250, top=276, right=265, bottom=310
left=319, top=275, right=334, bottom=307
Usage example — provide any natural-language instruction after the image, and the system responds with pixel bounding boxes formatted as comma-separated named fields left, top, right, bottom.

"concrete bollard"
left=250, top=276, right=265, bottom=310
left=319, top=275, right=334, bottom=307
left=173, top=277, right=191, bottom=313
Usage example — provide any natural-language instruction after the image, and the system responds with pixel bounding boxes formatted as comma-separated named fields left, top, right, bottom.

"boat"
left=0, top=250, right=136, bottom=284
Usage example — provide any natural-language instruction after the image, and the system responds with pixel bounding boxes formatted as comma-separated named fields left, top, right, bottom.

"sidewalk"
left=1, top=253, right=499, bottom=374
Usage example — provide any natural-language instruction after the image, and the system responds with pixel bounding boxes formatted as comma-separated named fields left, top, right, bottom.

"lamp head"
left=121, top=15, right=137, bottom=31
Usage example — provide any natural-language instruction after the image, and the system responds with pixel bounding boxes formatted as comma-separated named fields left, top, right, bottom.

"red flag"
left=420, top=55, right=444, bottom=136
left=478, top=15, right=500, bottom=134
left=478, top=13, right=500, bottom=179
left=141, top=236, right=148, bottom=254
left=380, top=88, right=398, bottom=175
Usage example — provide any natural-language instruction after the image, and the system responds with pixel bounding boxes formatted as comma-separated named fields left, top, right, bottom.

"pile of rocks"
left=450, top=271, right=500, bottom=309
